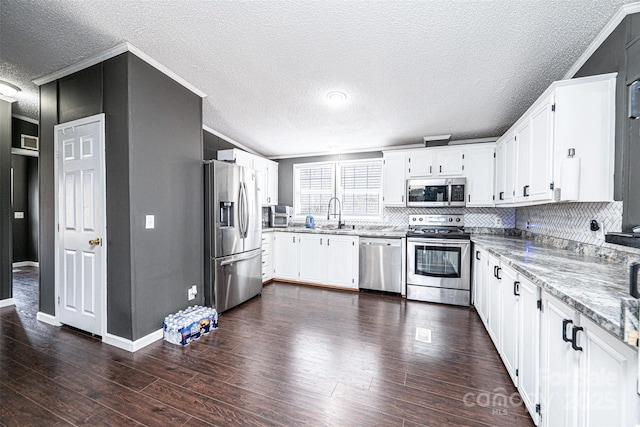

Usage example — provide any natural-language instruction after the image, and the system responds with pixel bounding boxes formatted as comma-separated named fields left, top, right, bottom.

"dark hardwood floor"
left=1, top=268, right=534, bottom=426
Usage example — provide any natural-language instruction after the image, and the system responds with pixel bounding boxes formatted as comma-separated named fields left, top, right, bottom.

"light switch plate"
left=145, top=215, right=155, bottom=229
left=14, top=212, right=24, bottom=219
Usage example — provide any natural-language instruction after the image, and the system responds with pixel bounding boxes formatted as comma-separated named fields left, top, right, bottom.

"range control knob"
left=411, top=217, right=417, bottom=222
left=456, top=218, right=461, bottom=222
left=448, top=218, right=453, bottom=222
left=419, top=217, right=423, bottom=221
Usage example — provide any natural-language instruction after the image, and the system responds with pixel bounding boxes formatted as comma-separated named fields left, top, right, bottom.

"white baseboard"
left=37, top=311, right=61, bottom=326
left=103, top=329, right=163, bottom=352
left=0, top=298, right=15, bottom=308
left=12, top=261, right=39, bottom=268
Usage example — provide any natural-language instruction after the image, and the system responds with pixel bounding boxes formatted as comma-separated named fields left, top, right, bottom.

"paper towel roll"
left=560, top=157, right=581, bottom=201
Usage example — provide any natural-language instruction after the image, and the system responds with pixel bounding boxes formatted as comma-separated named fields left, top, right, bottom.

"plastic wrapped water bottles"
left=162, top=305, right=218, bottom=345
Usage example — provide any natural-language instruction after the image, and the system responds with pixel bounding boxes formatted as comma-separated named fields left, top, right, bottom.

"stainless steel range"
left=406, top=214, right=471, bottom=306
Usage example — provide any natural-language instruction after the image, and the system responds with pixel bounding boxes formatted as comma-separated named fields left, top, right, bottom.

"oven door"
left=407, top=238, right=470, bottom=290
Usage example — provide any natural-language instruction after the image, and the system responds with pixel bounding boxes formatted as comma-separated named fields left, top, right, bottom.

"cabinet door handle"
left=499, top=191, right=504, bottom=200
left=571, top=326, right=584, bottom=351
left=496, top=267, right=502, bottom=280
left=320, top=238, right=322, bottom=245
left=402, top=195, right=404, bottom=203
left=513, top=281, right=520, bottom=296
left=562, top=319, right=573, bottom=343
left=468, top=195, right=470, bottom=203
left=293, top=236, right=295, bottom=243
left=523, top=185, right=530, bottom=197
left=429, top=165, right=432, bottom=174
left=439, top=165, right=442, bottom=173
left=327, top=239, right=330, bottom=246
left=630, top=262, right=640, bottom=298
left=493, top=265, right=498, bottom=278
left=475, top=251, right=480, bottom=261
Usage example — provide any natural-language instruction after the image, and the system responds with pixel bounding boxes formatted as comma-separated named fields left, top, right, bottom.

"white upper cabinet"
left=406, top=149, right=434, bottom=177
left=496, top=72, right=616, bottom=206
left=382, top=151, right=407, bottom=206
left=218, top=148, right=279, bottom=206
left=463, top=144, right=495, bottom=207
left=495, top=134, right=516, bottom=205
left=514, top=120, right=532, bottom=203
left=406, top=147, right=465, bottom=178
left=435, top=148, right=464, bottom=176
left=553, top=77, right=615, bottom=202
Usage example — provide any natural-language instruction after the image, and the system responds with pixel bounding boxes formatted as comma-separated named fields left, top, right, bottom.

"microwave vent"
left=423, top=134, right=451, bottom=147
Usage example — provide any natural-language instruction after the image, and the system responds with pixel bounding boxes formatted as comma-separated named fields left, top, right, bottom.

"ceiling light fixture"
left=326, top=91, right=347, bottom=106
left=0, top=80, right=21, bottom=98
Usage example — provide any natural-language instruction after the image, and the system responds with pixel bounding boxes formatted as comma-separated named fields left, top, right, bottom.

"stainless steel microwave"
left=406, top=178, right=466, bottom=207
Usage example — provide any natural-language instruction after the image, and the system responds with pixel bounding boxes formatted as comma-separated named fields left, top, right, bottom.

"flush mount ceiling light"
left=0, top=80, right=21, bottom=98
left=326, top=91, right=347, bottom=106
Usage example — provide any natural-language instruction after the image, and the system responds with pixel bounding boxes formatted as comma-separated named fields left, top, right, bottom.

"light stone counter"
left=261, top=226, right=407, bottom=239
left=471, top=234, right=638, bottom=346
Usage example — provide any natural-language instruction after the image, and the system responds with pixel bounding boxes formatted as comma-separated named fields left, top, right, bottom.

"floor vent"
left=415, top=327, right=432, bottom=343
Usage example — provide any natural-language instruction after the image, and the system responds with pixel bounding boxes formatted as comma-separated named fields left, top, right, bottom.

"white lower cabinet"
left=540, top=292, right=638, bottom=427
left=499, top=264, right=519, bottom=386
left=272, top=232, right=298, bottom=281
left=273, top=232, right=359, bottom=290
left=475, top=249, right=639, bottom=426
left=326, top=235, right=359, bottom=289
left=261, top=233, right=273, bottom=283
left=298, top=234, right=326, bottom=284
left=518, top=277, right=541, bottom=425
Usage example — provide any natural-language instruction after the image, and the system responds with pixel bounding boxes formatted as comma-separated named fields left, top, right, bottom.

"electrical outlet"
left=494, top=217, right=502, bottom=227
left=187, top=285, right=197, bottom=301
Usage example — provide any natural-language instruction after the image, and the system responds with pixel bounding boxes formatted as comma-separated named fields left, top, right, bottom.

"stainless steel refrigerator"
left=204, top=160, right=262, bottom=312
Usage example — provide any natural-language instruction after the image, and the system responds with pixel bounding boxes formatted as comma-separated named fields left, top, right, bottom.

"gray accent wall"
left=203, top=130, right=237, bottom=160
left=39, top=52, right=204, bottom=341
left=11, top=155, right=38, bottom=262
left=573, top=14, right=640, bottom=232
left=0, top=100, right=12, bottom=300
left=127, top=54, right=203, bottom=340
left=277, top=151, right=383, bottom=207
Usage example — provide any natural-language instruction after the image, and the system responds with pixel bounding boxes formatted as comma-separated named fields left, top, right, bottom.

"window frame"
left=293, top=158, right=383, bottom=221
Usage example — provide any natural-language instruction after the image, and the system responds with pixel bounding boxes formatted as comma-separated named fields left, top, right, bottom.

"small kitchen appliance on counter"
left=406, top=214, right=471, bottom=306
left=270, top=205, right=292, bottom=228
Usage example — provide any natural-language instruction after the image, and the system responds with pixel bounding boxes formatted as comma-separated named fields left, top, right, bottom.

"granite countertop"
left=261, top=226, right=407, bottom=238
left=471, top=234, right=638, bottom=346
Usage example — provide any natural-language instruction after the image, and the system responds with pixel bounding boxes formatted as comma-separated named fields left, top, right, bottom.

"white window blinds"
left=337, top=160, right=382, bottom=217
left=293, top=159, right=383, bottom=220
left=294, top=163, right=335, bottom=216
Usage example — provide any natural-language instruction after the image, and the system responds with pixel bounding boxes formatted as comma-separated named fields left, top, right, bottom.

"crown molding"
left=203, top=125, right=260, bottom=156
left=12, top=114, right=38, bottom=124
left=564, top=2, right=640, bottom=79
left=33, top=42, right=206, bottom=98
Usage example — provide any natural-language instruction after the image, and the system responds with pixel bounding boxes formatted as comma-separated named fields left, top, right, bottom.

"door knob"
left=89, top=238, right=102, bottom=246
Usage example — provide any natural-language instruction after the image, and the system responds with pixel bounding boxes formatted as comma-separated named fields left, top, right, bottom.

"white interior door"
left=55, top=114, right=106, bottom=336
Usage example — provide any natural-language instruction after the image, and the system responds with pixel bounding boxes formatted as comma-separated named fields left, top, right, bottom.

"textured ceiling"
left=0, top=0, right=633, bottom=157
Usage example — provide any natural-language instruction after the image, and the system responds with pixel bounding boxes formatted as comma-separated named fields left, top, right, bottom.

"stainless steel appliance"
left=359, top=237, right=402, bottom=293
left=406, top=177, right=466, bottom=207
left=270, top=205, right=292, bottom=228
left=406, top=214, right=471, bottom=306
left=204, top=160, right=262, bottom=313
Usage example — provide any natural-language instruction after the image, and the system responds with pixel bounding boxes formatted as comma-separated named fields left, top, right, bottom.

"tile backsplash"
left=382, top=207, right=516, bottom=228
left=516, top=202, right=623, bottom=246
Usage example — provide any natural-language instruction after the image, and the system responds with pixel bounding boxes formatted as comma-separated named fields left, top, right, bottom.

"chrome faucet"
left=327, top=197, right=345, bottom=229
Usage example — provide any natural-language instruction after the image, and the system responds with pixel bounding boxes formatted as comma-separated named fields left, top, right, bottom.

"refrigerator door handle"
left=238, top=182, right=246, bottom=237
left=220, top=249, right=262, bottom=266
left=242, top=182, right=250, bottom=238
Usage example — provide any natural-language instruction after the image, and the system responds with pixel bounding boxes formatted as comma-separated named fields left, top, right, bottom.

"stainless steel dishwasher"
left=359, top=237, right=402, bottom=293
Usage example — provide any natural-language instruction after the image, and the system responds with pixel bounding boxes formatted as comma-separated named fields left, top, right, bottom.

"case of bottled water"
left=162, top=305, right=218, bottom=345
